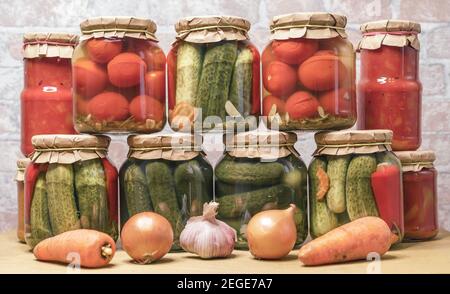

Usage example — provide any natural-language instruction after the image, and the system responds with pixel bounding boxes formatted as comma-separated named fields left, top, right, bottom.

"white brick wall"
left=0, top=0, right=449, bottom=231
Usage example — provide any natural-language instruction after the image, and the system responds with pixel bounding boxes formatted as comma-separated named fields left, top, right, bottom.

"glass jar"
left=396, top=151, right=438, bottom=241
left=168, top=16, right=260, bottom=132
left=358, top=20, right=422, bottom=151
left=310, top=130, right=404, bottom=241
left=216, top=131, right=308, bottom=249
left=119, top=134, right=213, bottom=251
left=73, top=17, right=166, bottom=133
left=262, top=12, right=356, bottom=131
left=24, top=135, right=118, bottom=248
left=21, top=33, right=78, bottom=156
left=16, top=158, right=31, bottom=243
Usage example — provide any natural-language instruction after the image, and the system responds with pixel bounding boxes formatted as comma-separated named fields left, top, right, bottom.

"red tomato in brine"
left=263, top=61, right=297, bottom=97
left=272, top=39, right=318, bottom=65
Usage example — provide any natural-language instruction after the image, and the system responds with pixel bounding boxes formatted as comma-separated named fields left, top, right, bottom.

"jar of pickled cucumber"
left=16, top=158, right=31, bottom=243
left=73, top=17, right=166, bottom=133
left=21, top=33, right=78, bottom=156
left=395, top=151, right=438, bottom=241
left=24, top=135, right=118, bottom=248
left=119, top=134, right=213, bottom=251
left=309, top=130, right=404, bottom=242
left=168, top=16, right=260, bottom=132
left=215, top=131, right=308, bottom=249
left=262, top=12, right=356, bottom=131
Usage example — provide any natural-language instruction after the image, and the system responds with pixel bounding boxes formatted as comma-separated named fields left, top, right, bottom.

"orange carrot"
left=298, top=217, right=393, bottom=266
left=33, top=229, right=116, bottom=268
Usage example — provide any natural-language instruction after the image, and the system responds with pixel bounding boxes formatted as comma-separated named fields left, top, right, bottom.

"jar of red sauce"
left=21, top=33, right=78, bottom=156
left=358, top=20, right=422, bottom=151
left=262, top=12, right=356, bottom=131
left=73, top=17, right=166, bottom=133
left=396, top=151, right=438, bottom=241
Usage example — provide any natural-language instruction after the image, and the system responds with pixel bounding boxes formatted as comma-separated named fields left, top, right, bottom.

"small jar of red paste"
left=358, top=20, right=422, bottom=151
left=396, top=151, right=438, bottom=241
left=21, top=33, right=78, bottom=156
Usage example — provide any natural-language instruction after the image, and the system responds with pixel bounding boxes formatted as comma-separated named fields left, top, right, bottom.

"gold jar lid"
left=358, top=19, right=421, bottom=50
left=31, top=134, right=110, bottom=164
left=80, top=16, right=158, bottom=41
left=270, top=12, right=348, bottom=40
left=175, top=15, right=250, bottom=43
left=314, top=130, right=393, bottom=156
left=23, top=32, right=78, bottom=59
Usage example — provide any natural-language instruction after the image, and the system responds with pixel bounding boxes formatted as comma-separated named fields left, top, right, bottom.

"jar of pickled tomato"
left=262, top=12, right=356, bottom=131
left=21, top=33, right=78, bottom=156
left=396, top=151, right=438, bottom=241
left=358, top=20, right=422, bottom=151
left=73, top=17, right=166, bottom=133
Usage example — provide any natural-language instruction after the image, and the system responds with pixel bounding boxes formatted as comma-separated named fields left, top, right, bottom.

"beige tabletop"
left=1, top=230, right=450, bottom=274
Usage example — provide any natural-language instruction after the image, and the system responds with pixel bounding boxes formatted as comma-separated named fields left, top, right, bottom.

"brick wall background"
left=0, top=0, right=449, bottom=232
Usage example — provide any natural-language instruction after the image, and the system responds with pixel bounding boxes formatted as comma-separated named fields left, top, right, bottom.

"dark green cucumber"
left=215, top=160, right=284, bottom=185
left=326, top=155, right=351, bottom=214
left=216, top=181, right=271, bottom=196
left=46, top=164, right=80, bottom=235
left=28, top=173, right=52, bottom=248
left=197, top=41, right=238, bottom=119
left=346, top=155, right=379, bottom=221
left=74, top=159, right=110, bottom=233
left=228, top=47, right=253, bottom=116
left=145, top=161, right=183, bottom=240
left=174, top=160, right=212, bottom=216
left=123, top=163, right=153, bottom=217
left=309, top=157, right=338, bottom=238
left=217, top=185, right=291, bottom=218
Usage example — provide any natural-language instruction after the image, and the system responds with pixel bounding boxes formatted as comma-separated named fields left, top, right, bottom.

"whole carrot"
left=298, top=217, right=393, bottom=266
left=33, top=229, right=116, bottom=268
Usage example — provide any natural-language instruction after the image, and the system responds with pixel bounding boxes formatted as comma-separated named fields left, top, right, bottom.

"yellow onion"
left=247, top=204, right=297, bottom=260
left=121, top=212, right=173, bottom=264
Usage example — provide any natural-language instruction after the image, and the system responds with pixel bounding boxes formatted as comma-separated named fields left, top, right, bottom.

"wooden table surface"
left=1, top=230, right=450, bottom=274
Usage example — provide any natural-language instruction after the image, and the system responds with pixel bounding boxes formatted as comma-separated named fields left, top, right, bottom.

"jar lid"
left=225, top=131, right=298, bottom=159
left=15, top=158, right=31, bottom=182
left=175, top=15, right=250, bottom=43
left=270, top=12, right=348, bottom=40
left=358, top=19, right=421, bottom=51
left=314, top=130, right=393, bottom=156
left=127, top=134, right=203, bottom=161
left=395, top=150, right=435, bottom=172
left=31, top=134, right=110, bottom=164
left=80, top=16, right=158, bottom=42
left=23, top=32, right=79, bottom=59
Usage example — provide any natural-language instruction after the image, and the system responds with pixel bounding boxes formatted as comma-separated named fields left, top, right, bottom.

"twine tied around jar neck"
left=270, top=24, right=346, bottom=33
left=362, top=30, right=419, bottom=37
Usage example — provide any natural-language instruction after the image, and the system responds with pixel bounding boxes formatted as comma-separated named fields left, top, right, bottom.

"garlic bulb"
left=180, top=202, right=236, bottom=259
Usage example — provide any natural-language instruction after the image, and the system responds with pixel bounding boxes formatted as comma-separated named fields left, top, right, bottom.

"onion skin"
left=247, top=204, right=297, bottom=260
left=121, top=212, right=173, bottom=264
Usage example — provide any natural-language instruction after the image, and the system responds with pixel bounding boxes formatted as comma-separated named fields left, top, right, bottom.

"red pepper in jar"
left=248, top=45, right=261, bottom=115
left=101, top=158, right=118, bottom=223
left=370, top=163, right=404, bottom=238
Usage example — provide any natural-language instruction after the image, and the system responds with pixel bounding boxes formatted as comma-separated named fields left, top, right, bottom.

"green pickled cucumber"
left=216, top=181, right=272, bottom=197
left=176, top=42, right=205, bottom=105
left=145, top=161, right=183, bottom=240
left=123, top=163, right=153, bottom=218
left=46, top=164, right=80, bottom=235
left=197, top=41, right=238, bottom=119
left=74, top=159, right=113, bottom=236
left=228, top=47, right=253, bottom=116
left=28, top=173, right=52, bottom=248
left=174, top=160, right=212, bottom=216
left=346, top=155, right=379, bottom=221
left=217, top=185, right=291, bottom=218
left=215, top=160, right=284, bottom=185
left=309, top=157, right=338, bottom=238
left=326, top=155, right=351, bottom=214
left=376, top=152, right=401, bottom=166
